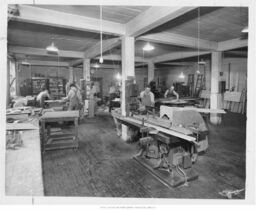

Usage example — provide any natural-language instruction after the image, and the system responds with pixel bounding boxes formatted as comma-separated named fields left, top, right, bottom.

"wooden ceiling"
left=8, top=21, right=116, bottom=51
left=33, top=5, right=150, bottom=24
left=7, top=5, right=248, bottom=65
left=165, top=7, right=248, bottom=42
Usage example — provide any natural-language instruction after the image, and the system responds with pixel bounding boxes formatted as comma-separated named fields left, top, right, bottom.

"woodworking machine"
left=112, top=105, right=209, bottom=187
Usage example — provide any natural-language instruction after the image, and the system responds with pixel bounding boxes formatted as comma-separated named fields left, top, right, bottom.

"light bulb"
left=116, top=73, right=121, bottom=80
left=99, top=57, right=103, bottom=63
left=143, top=42, right=154, bottom=51
left=179, top=72, right=185, bottom=79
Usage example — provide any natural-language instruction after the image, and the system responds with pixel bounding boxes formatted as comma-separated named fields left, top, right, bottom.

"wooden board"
left=133, top=115, right=193, bottom=135
left=41, top=111, right=79, bottom=119
left=199, top=90, right=211, bottom=99
left=113, top=113, right=196, bottom=142
left=224, top=91, right=242, bottom=102
left=6, top=123, right=39, bottom=131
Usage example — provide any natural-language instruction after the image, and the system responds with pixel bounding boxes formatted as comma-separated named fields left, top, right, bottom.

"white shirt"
left=36, top=90, right=50, bottom=101
left=140, top=91, right=155, bottom=103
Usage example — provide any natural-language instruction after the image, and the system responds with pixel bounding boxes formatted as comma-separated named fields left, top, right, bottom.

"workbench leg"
left=41, top=119, right=45, bottom=153
left=74, top=118, right=79, bottom=149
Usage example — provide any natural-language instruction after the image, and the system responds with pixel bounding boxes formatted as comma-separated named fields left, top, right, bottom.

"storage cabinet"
left=30, top=77, right=66, bottom=99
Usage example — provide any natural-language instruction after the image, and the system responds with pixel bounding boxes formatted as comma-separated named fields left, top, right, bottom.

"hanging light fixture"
left=143, top=42, right=155, bottom=51
left=115, top=72, right=121, bottom=80
left=198, top=59, right=206, bottom=65
left=99, top=5, right=104, bottom=63
left=46, top=42, right=59, bottom=53
left=21, top=56, right=30, bottom=65
left=179, top=72, right=185, bottom=79
left=241, top=26, right=248, bottom=33
left=93, top=63, right=100, bottom=68
left=21, top=59, right=30, bottom=65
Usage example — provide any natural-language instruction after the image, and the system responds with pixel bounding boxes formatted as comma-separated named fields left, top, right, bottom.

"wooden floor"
left=42, top=112, right=246, bottom=199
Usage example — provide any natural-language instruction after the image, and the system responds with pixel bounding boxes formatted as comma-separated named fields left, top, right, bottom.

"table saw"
left=112, top=106, right=210, bottom=188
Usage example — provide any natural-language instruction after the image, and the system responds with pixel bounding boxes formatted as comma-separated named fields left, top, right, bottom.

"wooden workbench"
left=5, top=121, right=44, bottom=196
left=45, top=100, right=64, bottom=108
left=40, top=111, right=79, bottom=151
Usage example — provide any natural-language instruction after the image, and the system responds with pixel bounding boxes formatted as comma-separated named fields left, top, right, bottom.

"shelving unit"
left=31, top=77, right=66, bottom=99
left=48, top=77, right=66, bottom=99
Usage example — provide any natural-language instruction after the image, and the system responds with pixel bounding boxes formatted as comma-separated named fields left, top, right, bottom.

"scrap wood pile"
left=223, top=90, right=246, bottom=114
left=6, top=106, right=40, bottom=150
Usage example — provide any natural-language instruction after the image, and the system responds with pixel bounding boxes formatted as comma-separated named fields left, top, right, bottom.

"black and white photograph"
left=0, top=0, right=255, bottom=207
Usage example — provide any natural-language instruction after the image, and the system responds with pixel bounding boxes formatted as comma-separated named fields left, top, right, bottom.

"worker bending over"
left=139, top=85, right=155, bottom=112
left=62, top=83, right=82, bottom=111
left=164, top=85, right=179, bottom=100
left=36, top=88, right=51, bottom=108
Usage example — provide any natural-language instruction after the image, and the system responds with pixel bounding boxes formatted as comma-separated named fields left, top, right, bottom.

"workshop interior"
left=4, top=3, right=250, bottom=201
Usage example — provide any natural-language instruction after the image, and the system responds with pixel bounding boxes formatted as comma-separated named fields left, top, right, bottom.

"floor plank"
left=42, top=112, right=246, bottom=199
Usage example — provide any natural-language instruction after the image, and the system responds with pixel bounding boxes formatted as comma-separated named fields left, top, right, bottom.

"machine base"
left=133, top=156, right=198, bottom=188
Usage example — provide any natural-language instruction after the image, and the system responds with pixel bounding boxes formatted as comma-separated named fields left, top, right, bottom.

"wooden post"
left=148, top=61, right=154, bottom=83
left=210, top=51, right=222, bottom=124
left=121, top=36, right=135, bottom=140
left=15, top=61, right=20, bottom=96
left=6, top=59, right=10, bottom=107
left=69, top=66, right=74, bottom=83
left=83, top=59, right=91, bottom=82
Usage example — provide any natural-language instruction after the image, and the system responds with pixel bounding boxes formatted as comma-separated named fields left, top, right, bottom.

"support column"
left=68, top=66, right=74, bottom=83
left=210, top=51, right=222, bottom=124
left=15, top=61, right=20, bottom=96
left=83, top=58, right=91, bottom=82
left=121, top=36, right=135, bottom=140
left=148, top=61, right=154, bottom=83
left=6, top=59, right=10, bottom=107
left=83, top=59, right=93, bottom=117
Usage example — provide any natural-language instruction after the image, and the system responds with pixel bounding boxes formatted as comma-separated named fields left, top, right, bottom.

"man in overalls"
left=164, top=85, right=179, bottom=100
left=139, top=85, right=155, bottom=112
left=63, top=83, right=82, bottom=111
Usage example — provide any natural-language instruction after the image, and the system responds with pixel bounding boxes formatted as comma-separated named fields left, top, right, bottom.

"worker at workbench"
left=62, top=83, right=82, bottom=111
left=36, top=88, right=51, bottom=108
left=164, top=85, right=179, bottom=100
left=139, top=85, right=155, bottom=111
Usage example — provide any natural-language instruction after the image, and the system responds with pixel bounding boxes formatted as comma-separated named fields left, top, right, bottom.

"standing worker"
left=62, top=83, right=82, bottom=111
left=164, top=85, right=179, bottom=100
left=36, top=88, right=51, bottom=108
left=139, top=85, right=155, bottom=112
left=88, top=82, right=97, bottom=118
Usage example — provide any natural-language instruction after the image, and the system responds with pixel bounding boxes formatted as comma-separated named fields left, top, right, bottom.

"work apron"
left=141, top=93, right=152, bottom=107
left=68, top=90, right=80, bottom=111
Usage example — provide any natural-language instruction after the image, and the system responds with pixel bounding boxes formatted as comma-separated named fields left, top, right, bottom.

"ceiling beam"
left=95, top=54, right=151, bottom=63
left=126, top=6, right=195, bottom=37
left=224, top=51, right=247, bottom=57
left=138, top=32, right=218, bottom=50
left=8, top=46, right=84, bottom=58
left=84, top=38, right=121, bottom=58
left=70, top=54, right=150, bottom=67
left=75, top=63, right=121, bottom=69
left=161, top=62, right=196, bottom=66
left=18, top=60, right=69, bottom=67
left=217, top=38, right=248, bottom=51
left=10, top=5, right=125, bottom=36
left=152, top=51, right=210, bottom=63
left=90, top=64, right=120, bottom=69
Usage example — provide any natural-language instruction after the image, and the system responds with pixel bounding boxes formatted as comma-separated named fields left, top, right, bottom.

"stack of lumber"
left=223, top=90, right=246, bottom=114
